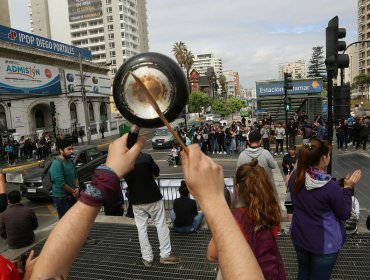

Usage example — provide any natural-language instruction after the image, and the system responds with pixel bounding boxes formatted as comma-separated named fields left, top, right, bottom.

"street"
left=1, top=131, right=370, bottom=253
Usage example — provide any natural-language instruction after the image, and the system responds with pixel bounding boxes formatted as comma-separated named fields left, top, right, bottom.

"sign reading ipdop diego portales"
left=256, top=79, right=322, bottom=96
left=0, top=25, right=92, bottom=60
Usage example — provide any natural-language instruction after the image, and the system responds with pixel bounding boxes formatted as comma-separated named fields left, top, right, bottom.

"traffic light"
left=284, top=97, right=292, bottom=112
left=50, top=102, right=56, bottom=116
left=52, top=116, right=57, bottom=127
left=325, top=16, right=349, bottom=73
left=333, top=85, right=351, bottom=120
left=284, top=73, right=293, bottom=91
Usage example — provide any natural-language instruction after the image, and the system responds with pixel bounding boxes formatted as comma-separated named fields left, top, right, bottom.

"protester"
left=29, top=136, right=263, bottom=279
left=170, top=180, right=204, bottom=233
left=1, top=190, right=38, bottom=249
left=274, top=122, right=285, bottom=156
left=288, top=139, right=361, bottom=279
left=237, top=130, right=277, bottom=189
left=50, top=139, right=79, bottom=219
left=0, top=174, right=7, bottom=213
left=282, top=146, right=297, bottom=184
left=124, top=152, right=180, bottom=267
left=207, top=158, right=286, bottom=279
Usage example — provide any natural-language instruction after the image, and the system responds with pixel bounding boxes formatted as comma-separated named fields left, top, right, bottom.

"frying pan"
left=112, top=52, right=189, bottom=147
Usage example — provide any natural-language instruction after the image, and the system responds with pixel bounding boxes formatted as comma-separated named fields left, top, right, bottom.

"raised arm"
left=181, top=145, right=263, bottom=280
left=30, top=134, right=145, bottom=279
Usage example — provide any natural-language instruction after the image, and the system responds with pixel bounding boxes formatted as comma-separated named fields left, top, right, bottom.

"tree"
left=352, top=73, right=370, bottom=99
left=172, top=41, right=186, bottom=67
left=227, top=97, right=245, bottom=114
left=189, top=91, right=211, bottom=116
left=212, top=98, right=232, bottom=117
left=218, top=74, right=227, bottom=98
left=183, top=49, right=194, bottom=90
left=307, top=46, right=326, bottom=79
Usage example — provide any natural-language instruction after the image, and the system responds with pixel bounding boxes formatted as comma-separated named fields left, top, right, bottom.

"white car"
left=219, top=119, right=228, bottom=126
left=206, top=114, right=215, bottom=121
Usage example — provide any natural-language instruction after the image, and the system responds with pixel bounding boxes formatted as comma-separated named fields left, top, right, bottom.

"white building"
left=278, top=60, right=307, bottom=79
left=29, top=0, right=149, bottom=76
left=0, top=0, right=10, bottom=27
left=193, top=53, right=223, bottom=78
left=0, top=25, right=121, bottom=141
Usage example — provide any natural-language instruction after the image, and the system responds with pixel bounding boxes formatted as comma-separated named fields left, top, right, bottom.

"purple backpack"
left=232, top=208, right=286, bottom=280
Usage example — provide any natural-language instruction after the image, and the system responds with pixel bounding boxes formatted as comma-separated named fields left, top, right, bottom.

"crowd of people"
left=0, top=110, right=368, bottom=279
left=1, top=132, right=54, bottom=166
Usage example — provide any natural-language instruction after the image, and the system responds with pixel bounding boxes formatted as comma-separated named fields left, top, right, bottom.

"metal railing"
left=120, top=177, right=234, bottom=210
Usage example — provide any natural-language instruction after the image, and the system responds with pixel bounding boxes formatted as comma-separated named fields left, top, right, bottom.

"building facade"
left=29, top=0, right=149, bottom=76
left=0, top=25, right=119, bottom=141
left=0, top=0, right=10, bottom=27
left=278, top=60, right=307, bottom=79
left=223, top=70, right=240, bottom=97
left=193, top=53, right=223, bottom=78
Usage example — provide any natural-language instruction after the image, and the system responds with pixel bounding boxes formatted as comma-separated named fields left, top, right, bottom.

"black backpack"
left=41, top=158, right=64, bottom=190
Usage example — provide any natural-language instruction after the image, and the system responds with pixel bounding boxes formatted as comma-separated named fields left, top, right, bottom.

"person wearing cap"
left=170, top=180, right=204, bottom=233
left=50, top=139, right=79, bottom=219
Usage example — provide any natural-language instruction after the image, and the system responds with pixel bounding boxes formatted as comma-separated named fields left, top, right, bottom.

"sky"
left=8, top=0, right=358, bottom=89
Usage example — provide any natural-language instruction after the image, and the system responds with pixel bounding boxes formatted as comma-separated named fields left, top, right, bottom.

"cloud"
left=147, top=0, right=357, bottom=88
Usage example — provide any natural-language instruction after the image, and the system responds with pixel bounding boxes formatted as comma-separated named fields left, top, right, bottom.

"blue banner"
left=0, top=25, right=92, bottom=60
left=256, top=79, right=322, bottom=96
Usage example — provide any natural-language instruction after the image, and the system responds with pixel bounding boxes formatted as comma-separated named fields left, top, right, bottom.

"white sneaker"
left=173, top=165, right=177, bottom=167
left=223, top=152, right=226, bottom=154
left=274, top=153, right=277, bottom=156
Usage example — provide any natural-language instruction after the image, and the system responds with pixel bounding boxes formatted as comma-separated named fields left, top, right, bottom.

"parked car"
left=206, top=114, right=215, bottom=121
left=152, top=126, right=179, bottom=149
left=213, top=114, right=221, bottom=123
left=6, top=145, right=107, bottom=200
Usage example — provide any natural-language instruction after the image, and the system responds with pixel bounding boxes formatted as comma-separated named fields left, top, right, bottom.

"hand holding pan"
left=112, top=52, right=189, bottom=150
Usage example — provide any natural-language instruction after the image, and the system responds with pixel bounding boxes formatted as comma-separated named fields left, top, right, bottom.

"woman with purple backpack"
left=207, top=158, right=286, bottom=279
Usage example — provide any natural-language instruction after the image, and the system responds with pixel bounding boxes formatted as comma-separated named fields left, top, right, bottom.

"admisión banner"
left=0, top=58, right=61, bottom=95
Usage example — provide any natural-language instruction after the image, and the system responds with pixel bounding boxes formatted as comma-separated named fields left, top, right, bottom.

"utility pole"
left=284, top=72, right=293, bottom=151
left=79, top=53, right=91, bottom=144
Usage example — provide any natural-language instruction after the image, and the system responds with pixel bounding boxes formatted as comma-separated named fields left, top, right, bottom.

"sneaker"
left=173, top=165, right=177, bottom=167
left=274, top=153, right=277, bottom=156
left=223, top=151, right=226, bottom=154
left=85, top=236, right=96, bottom=245
left=142, top=259, right=153, bottom=267
left=160, top=254, right=180, bottom=265
left=280, top=152, right=283, bottom=155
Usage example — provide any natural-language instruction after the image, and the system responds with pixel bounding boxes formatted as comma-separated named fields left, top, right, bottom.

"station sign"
left=256, top=79, right=323, bottom=96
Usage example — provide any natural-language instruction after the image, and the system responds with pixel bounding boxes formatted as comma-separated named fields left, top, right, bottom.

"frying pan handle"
left=127, top=125, right=140, bottom=149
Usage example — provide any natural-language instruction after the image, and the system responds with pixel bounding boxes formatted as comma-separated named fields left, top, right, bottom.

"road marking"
left=46, top=203, right=58, bottom=217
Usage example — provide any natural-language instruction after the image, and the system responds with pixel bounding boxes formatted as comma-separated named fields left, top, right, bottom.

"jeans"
left=262, top=138, right=270, bottom=151
left=275, top=139, right=284, bottom=153
left=294, top=245, right=338, bottom=280
left=210, top=138, right=218, bottom=152
left=133, top=200, right=171, bottom=262
left=170, top=209, right=204, bottom=233
left=53, top=196, right=76, bottom=219
left=226, top=142, right=232, bottom=156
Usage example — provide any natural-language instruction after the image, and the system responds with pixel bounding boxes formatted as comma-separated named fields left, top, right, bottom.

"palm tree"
left=172, top=41, right=187, bottom=67
left=183, top=49, right=194, bottom=91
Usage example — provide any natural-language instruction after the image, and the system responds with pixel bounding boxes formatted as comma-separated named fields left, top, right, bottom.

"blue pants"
left=170, top=209, right=204, bottom=233
left=294, top=245, right=338, bottom=280
left=53, top=196, right=76, bottom=219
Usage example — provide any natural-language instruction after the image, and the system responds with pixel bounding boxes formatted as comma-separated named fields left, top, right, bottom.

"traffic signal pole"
left=284, top=88, right=289, bottom=152
left=326, top=70, right=333, bottom=174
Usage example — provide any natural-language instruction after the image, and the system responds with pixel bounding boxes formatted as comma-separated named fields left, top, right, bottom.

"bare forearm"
left=30, top=202, right=100, bottom=279
left=202, top=199, right=263, bottom=280
left=63, top=184, right=74, bottom=194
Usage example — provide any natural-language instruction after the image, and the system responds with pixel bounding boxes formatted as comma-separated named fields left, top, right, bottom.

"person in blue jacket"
left=288, top=139, right=361, bottom=280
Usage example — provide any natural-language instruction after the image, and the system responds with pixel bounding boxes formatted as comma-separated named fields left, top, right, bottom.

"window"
left=108, top=24, right=114, bottom=31
left=100, top=103, right=108, bottom=121
left=88, top=103, right=95, bottom=122
left=109, top=42, right=115, bottom=48
left=70, top=103, right=78, bottom=123
left=106, top=0, right=111, bottom=4
left=109, top=51, right=116, bottom=57
left=0, top=106, right=7, bottom=130
left=108, top=33, right=114, bottom=40
left=107, top=16, right=113, bottom=22
left=106, top=7, right=112, bottom=13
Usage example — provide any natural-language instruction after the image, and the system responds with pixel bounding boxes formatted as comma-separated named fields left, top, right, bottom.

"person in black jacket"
left=0, top=174, right=7, bottom=213
left=124, top=153, right=180, bottom=267
left=170, top=180, right=204, bottom=233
